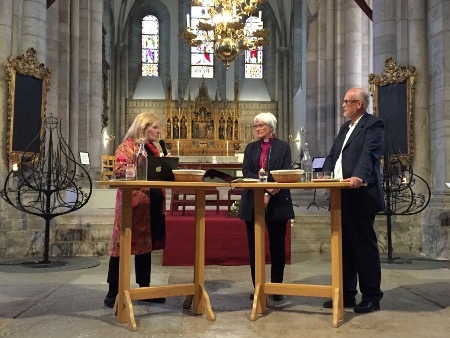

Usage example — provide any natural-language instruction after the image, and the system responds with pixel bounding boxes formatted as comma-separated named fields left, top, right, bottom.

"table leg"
left=330, top=188, right=343, bottom=327
left=117, top=188, right=135, bottom=329
left=193, top=189, right=215, bottom=321
left=250, top=188, right=266, bottom=320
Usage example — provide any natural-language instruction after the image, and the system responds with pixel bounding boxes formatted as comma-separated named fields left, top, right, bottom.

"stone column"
left=46, top=1, right=59, bottom=119
left=408, top=0, right=429, bottom=180
left=78, top=0, right=90, bottom=153
left=343, top=0, right=363, bottom=89
left=422, top=0, right=450, bottom=258
left=22, top=0, right=46, bottom=61
left=404, top=0, right=431, bottom=256
left=69, top=0, right=80, bottom=158
left=88, top=0, right=103, bottom=175
left=0, top=0, right=13, bottom=171
left=372, top=0, right=397, bottom=73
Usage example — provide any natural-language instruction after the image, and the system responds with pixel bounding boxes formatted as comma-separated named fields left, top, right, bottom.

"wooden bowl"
left=271, top=169, right=304, bottom=183
left=172, top=169, right=206, bottom=182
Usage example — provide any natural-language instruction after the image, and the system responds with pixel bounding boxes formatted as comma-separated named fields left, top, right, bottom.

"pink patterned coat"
left=108, top=138, right=152, bottom=257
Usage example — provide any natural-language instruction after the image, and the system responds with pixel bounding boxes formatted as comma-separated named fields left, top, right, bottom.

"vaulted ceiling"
left=46, top=0, right=372, bottom=19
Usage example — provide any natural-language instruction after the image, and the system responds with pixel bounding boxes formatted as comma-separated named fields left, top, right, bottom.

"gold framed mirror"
left=369, top=57, right=416, bottom=159
left=3, top=47, right=51, bottom=165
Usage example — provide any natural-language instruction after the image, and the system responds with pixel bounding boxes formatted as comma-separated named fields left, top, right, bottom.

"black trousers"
left=106, top=252, right=151, bottom=297
left=245, top=219, right=287, bottom=286
left=341, top=207, right=383, bottom=303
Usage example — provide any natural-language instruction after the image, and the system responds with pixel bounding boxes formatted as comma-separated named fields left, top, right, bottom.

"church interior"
left=1, top=1, right=450, bottom=336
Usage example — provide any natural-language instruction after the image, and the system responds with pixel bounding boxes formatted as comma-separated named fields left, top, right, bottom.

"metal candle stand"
left=1, top=116, right=92, bottom=266
left=380, top=119, right=430, bottom=264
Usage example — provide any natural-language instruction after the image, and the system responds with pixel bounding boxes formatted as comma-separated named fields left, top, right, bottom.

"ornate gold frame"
left=3, top=47, right=51, bottom=164
left=369, top=57, right=416, bottom=159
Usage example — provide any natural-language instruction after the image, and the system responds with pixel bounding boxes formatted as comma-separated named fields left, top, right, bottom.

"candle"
left=12, top=163, right=18, bottom=171
left=177, top=140, right=180, bottom=155
left=186, top=14, right=190, bottom=28
left=259, top=11, right=262, bottom=21
left=226, top=141, right=229, bottom=156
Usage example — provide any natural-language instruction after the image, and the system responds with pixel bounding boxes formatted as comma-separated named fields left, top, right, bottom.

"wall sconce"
left=104, top=134, right=116, bottom=142
left=289, top=135, right=300, bottom=143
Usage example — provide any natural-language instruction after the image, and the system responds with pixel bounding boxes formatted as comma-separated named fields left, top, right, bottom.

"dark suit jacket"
left=322, top=113, right=385, bottom=214
left=239, top=138, right=295, bottom=222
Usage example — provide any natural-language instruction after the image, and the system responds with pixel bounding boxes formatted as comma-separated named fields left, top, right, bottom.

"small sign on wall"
left=80, top=152, right=90, bottom=165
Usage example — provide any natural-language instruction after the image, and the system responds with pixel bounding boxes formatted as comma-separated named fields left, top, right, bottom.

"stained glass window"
left=190, top=2, right=214, bottom=78
left=244, top=16, right=263, bottom=79
left=142, top=15, right=159, bottom=77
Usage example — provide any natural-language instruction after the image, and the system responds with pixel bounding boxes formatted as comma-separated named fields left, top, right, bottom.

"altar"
left=162, top=79, right=243, bottom=157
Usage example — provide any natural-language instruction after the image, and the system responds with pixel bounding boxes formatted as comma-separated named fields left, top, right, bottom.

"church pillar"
left=69, top=0, right=80, bottom=159
left=46, top=2, right=59, bottom=119
left=407, top=0, right=429, bottom=181
left=22, top=0, right=47, bottom=61
left=372, top=0, right=397, bottom=74
left=422, top=0, right=450, bottom=258
left=88, top=0, right=103, bottom=174
left=343, top=0, right=363, bottom=88
left=0, top=0, right=13, bottom=171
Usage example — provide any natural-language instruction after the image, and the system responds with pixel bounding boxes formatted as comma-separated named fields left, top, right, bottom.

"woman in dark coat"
left=239, top=112, right=295, bottom=301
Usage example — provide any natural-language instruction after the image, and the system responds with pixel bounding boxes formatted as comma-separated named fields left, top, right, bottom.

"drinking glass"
left=303, top=172, right=313, bottom=182
left=258, top=170, right=268, bottom=183
left=125, top=164, right=136, bottom=180
left=323, top=171, right=334, bottom=179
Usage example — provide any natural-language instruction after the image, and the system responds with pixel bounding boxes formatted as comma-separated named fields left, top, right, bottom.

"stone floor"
left=1, top=252, right=450, bottom=338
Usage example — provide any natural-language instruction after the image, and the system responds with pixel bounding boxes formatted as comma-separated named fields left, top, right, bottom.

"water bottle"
left=135, top=139, right=148, bottom=180
left=301, top=142, right=313, bottom=182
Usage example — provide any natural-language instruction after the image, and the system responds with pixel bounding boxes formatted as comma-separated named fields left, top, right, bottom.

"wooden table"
left=101, top=180, right=229, bottom=331
left=230, top=181, right=351, bottom=327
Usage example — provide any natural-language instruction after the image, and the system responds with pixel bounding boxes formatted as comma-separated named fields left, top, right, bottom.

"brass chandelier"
left=179, top=0, right=270, bottom=69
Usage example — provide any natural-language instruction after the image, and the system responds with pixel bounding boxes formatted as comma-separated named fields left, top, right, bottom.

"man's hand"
left=342, top=176, right=363, bottom=188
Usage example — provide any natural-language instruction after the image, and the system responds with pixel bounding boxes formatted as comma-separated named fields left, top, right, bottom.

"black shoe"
left=142, top=297, right=166, bottom=303
left=322, top=299, right=356, bottom=309
left=272, top=295, right=284, bottom=301
left=104, top=295, right=116, bottom=308
left=353, top=300, right=380, bottom=313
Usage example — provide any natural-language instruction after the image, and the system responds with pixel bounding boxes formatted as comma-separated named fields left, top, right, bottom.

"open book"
left=231, top=178, right=260, bottom=183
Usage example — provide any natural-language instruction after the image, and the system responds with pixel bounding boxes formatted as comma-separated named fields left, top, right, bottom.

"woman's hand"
left=266, top=188, right=279, bottom=195
left=264, top=193, right=271, bottom=207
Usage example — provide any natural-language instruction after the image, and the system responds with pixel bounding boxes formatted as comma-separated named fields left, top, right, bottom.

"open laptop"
left=312, top=157, right=326, bottom=172
left=147, top=156, right=180, bottom=181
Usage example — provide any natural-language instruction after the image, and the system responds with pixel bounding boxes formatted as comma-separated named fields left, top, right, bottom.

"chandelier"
left=179, top=0, right=270, bottom=69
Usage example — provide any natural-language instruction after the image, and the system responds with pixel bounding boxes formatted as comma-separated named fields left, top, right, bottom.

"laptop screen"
left=312, top=157, right=326, bottom=172
left=147, top=156, right=180, bottom=181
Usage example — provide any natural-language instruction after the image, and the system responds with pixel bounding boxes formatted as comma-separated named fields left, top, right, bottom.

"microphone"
left=159, top=139, right=168, bottom=156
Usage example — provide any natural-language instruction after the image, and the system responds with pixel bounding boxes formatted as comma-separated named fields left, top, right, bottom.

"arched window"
left=244, top=15, right=263, bottom=79
left=190, top=2, right=214, bottom=78
left=141, top=15, right=159, bottom=76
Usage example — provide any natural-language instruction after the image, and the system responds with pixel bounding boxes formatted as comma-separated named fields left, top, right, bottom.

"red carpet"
left=163, top=211, right=291, bottom=266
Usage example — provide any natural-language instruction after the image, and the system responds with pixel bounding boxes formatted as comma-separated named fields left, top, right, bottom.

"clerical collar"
left=260, top=135, right=274, bottom=144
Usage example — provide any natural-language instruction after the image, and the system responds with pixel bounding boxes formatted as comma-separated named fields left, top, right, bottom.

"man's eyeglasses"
left=253, top=123, right=267, bottom=129
left=342, top=100, right=360, bottom=105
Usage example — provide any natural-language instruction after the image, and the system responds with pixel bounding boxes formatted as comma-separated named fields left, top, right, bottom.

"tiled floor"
left=1, top=252, right=450, bottom=337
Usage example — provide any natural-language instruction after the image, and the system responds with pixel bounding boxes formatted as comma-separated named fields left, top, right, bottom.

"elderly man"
left=322, top=87, right=385, bottom=314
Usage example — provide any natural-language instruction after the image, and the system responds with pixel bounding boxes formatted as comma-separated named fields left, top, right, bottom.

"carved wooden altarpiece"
left=164, top=79, right=241, bottom=156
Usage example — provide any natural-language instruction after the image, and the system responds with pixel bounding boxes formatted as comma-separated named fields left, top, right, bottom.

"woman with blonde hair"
left=104, top=112, right=167, bottom=308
